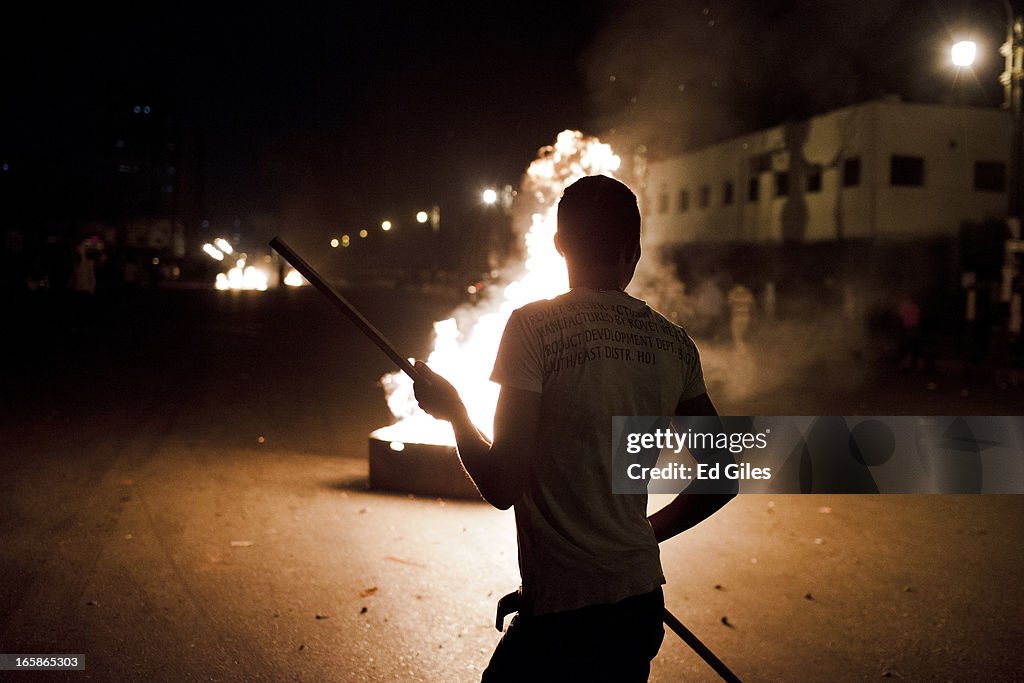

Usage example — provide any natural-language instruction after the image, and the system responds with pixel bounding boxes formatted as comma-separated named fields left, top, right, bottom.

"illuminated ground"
left=1, top=286, right=1022, bottom=681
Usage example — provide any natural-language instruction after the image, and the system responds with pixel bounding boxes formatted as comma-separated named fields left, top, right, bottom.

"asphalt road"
left=0, top=285, right=1022, bottom=682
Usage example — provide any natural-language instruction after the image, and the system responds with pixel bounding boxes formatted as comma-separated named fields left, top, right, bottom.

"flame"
left=203, top=236, right=270, bottom=291
left=373, top=130, right=621, bottom=446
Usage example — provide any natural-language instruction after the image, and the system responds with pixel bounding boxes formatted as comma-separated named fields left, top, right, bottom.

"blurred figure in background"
left=71, top=241, right=96, bottom=296
left=727, top=283, right=755, bottom=348
left=694, top=276, right=725, bottom=341
left=898, top=294, right=921, bottom=371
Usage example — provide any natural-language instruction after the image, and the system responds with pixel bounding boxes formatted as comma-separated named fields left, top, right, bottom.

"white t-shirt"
left=490, top=287, right=706, bottom=615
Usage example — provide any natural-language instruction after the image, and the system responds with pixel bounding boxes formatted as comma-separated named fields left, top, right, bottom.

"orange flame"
left=373, top=131, right=621, bottom=446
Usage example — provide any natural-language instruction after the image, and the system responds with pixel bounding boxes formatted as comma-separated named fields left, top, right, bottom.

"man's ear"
left=622, top=239, right=641, bottom=269
left=553, top=231, right=565, bottom=256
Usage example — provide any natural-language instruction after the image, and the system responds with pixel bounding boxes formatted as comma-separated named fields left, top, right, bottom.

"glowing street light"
left=950, top=5, right=1022, bottom=220
left=952, top=3, right=1024, bottom=334
left=416, top=211, right=428, bottom=224
left=214, top=237, right=234, bottom=255
left=330, top=238, right=340, bottom=248
left=482, top=188, right=498, bottom=205
left=359, top=229, right=369, bottom=238
left=381, top=220, right=392, bottom=231
left=952, top=40, right=978, bottom=67
left=342, top=235, right=351, bottom=247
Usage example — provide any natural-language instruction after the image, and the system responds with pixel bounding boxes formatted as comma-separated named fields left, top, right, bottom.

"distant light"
left=214, top=238, right=233, bottom=255
left=330, top=238, right=340, bottom=248
left=202, top=243, right=225, bottom=261
left=389, top=441, right=406, bottom=452
left=284, top=269, right=304, bottom=287
left=143, top=105, right=151, bottom=114
left=381, top=220, right=392, bottom=231
left=467, top=285, right=478, bottom=295
left=482, top=188, right=498, bottom=205
left=342, top=235, right=350, bottom=247
left=415, top=211, right=428, bottom=224
left=133, top=105, right=141, bottom=114
left=151, top=257, right=160, bottom=265
left=359, top=229, right=369, bottom=238
left=952, top=40, right=977, bottom=67
left=1, top=163, right=8, bottom=172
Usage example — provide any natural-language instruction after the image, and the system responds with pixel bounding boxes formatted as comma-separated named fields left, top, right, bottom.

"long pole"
left=663, top=608, right=743, bottom=682
left=1001, top=1, right=1023, bottom=224
left=269, top=236, right=422, bottom=382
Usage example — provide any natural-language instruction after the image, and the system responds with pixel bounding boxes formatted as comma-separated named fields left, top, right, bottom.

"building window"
left=699, top=185, right=710, bottom=208
left=748, top=176, right=760, bottom=201
left=678, top=189, right=690, bottom=212
left=842, top=157, right=861, bottom=187
left=749, top=153, right=771, bottom=174
left=774, top=172, right=789, bottom=197
left=807, top=166, right=823, bottom=193
left=658, top=192, right=669, bottom=213
left=890, top=155, right=924, bottom=186
left=723, top=180, right=734, bottom=205
left=974, top=161, right=1006, bottom=192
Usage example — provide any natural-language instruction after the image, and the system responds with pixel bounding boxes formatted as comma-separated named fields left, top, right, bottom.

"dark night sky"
left=0, top=1, right=1013, bottom=241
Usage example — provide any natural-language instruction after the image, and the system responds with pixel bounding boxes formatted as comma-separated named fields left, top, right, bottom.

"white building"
left=642, top=97, right=1011, bottom=247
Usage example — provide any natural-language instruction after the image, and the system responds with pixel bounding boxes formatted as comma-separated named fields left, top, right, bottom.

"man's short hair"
left=557, top=175, right=640, bottom=265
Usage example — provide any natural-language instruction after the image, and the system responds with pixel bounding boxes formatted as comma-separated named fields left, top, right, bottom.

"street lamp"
left=482, top=188, right=498, bottom=205
left=1003, top=9, right=1024, bottom=226
left=953, top=5, right=1022, bottom=223
left=994, top=1, right=1022, bottom=223
left=954, top=1, right=1024, bottom=334
left=952, top=40, right=978, bottom=67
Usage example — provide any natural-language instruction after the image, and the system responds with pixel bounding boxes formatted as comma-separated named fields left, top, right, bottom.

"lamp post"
left=954, top=3, right=1023, bottom=224
left=998, top=2, right=1024, bottom=337
left=998, top=2, right=1024, bottom=226
left=954, top=3, right=1024, bottom=338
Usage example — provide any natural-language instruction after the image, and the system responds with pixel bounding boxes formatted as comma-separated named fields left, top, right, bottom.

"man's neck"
left=567, top=264, right=625, bottom=291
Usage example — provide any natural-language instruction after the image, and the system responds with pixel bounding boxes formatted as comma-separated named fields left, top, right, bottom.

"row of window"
left=657, top=157, right=1006, bottom=213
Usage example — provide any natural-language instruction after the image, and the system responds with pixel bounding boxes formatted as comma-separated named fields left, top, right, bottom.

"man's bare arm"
left=414, top=361, right=539, bottom=510
left=648, top=391, right=735, bottom=543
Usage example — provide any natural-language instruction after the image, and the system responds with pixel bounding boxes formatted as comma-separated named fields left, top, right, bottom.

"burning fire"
left=214, top=256, right=269, bottom=291
left=203, top=237, right=270, bottom=291
left=373, top=130, right=622, bottom=446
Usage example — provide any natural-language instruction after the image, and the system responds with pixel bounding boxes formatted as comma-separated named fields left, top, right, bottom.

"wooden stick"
left=663, top=608, right=743, bottom=682
left=270, top=236, right=422, bottom=382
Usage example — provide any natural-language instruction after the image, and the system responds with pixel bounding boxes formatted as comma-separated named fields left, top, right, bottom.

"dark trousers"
left=481, top=587, right=665, bottom=683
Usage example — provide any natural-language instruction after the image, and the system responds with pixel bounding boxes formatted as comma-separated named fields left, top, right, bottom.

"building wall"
left=643, top=99, right=1011, bottom=247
